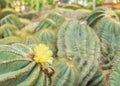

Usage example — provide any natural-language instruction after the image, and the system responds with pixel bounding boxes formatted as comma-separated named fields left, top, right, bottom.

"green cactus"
left=51, top=58, right=80, bottom=86
left=15, top=29, right=40, bottom=45
left=0, top=24, right=19, bottom=38
left=94, top=17, right=120, bottom=70
left=34, top=18, right=56, bottom=32
left=34, top=12, right=65, bottom=32
left=109, top=57, right=120, bottom=86
left=57, top=20, right=102, bottom=86
left=19, top=18, right=31, bottom=26
left=0, top=43, right=53, bottom=86
left=0, top=14, right=24, bottom=29
left=47, top=12, right=65, bottom=26
left=0, top=8, right=17, bottom=19
left=87, top=70, right=105, bottom=86
left=37, top=29, right=55, bottom=43
left=0, top=36, right=21, bottom=45
left=87, top=7, right=118, bottom=28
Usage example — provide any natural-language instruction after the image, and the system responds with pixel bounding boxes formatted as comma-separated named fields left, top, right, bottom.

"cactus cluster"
left=1, top=6, right=120, bottom=86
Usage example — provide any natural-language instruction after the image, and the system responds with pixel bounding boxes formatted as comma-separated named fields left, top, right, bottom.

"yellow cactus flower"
left=34, top=44, right=53, bottom=65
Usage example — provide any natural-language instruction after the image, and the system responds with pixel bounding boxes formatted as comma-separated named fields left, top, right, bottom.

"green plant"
left=109, top=57, right=120, bottom=86
left=0, top=36, right=21, bottom=44
left=15, top=29, right=40, bottom=45
left=34, top=18, right=56, bottom=32
left=0, top=43, right=53, bottom=86
left=0, top=14, right=24, bottom=29
left=94, top=17, right=120, bottom=70
left=0, top=0, right=7, bottom=9
left=34, top=12, right=65, bottom=32
left=18, top=11, right=34, bottom=20
left=87, top=8, right=118, bottom=28
left=37, top=29, right=55, bottom=43
left=87, top=70, right=105, bottom=86
left=0, top=24, right=19, bottom=38
left=52, top=58, right=80, bottom=86
left=0, top=8, right=17, bottom=19
left=57, top=20, right=103, bottom=86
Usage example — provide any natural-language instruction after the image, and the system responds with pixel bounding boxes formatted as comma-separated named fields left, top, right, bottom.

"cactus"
left=19, top=18, right=31, bottom=26
left=57, top=20, right=102, bottom=86
left=94, top=17, right=120, bottom=70
left=47, top=12, right=65, bottom=26
left=0, top=43, right=53, bottom=86
left=18, top=11, right=34, bottom=20
left=37, top=29, right=55, bottom=43
left=51, top=58, right=80, bottom=86
left=0, top=8, right=17, bottom=19
left=34, top=18, right=56, bottom=32
left=108, top=57, right=120, bottom=86
left=0, top=36, right=21, bottom=44
left=34, top=12, right=65, bottom=32
left=0, top=24, right=19, bottom=38
left=37, top=29, right=57, bottom=57
left=87, top=70, right=105, bottom=86
left=87, top=7, right=118, bottom=28
left=15, top=29, right=40, bottom=45
left=0, top=14, right=24, bottom=29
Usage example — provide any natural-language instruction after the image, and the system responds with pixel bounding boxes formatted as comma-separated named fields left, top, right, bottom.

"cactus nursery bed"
left=0, top=6, right=120, bottom=86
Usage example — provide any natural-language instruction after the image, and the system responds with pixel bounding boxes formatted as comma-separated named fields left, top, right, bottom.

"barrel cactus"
left=0, top=43, right=54, bottom=86
left=57, top=20, right=102, bottom=86
left=34, top=12, right=65, bottom=32
left=86, top=70, right=105, bottom=86
left=0, top=14, right=24, bottom=29
left=109, top=57, right=120, bottom=86
left=34, top=18, right=56, bottom=32
left=15, top=29, right=40, bottom=45
left=0, top=24, right=19, bottom=38
left=0, top=8, right=17, bottom=19
left=51, top=58, right=80, bottom=86
left=0, top=36, right=21, bottom=45
left=94, top=17, right=120, bottom=70
left=37, top=29, right=55, bottom=43
left=87, top=7, right=118, bottom=28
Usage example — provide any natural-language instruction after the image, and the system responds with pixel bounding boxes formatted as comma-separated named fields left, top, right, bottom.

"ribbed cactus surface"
left=52, top=58, right=80, bottom=86
left=57, top=20, right=101, bottom=86
left=0, top=43, right=52, bottom=86
left=95, top=17, right=120, bottom=70
left=87, top=8, right=118, bottom=28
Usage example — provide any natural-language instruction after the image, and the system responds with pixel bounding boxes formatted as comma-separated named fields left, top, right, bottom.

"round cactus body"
left=57, top=20, right=101, bottom=86
left=0, top=43, right=54, bottom=86
left=52, top=58, right=80, bottom=86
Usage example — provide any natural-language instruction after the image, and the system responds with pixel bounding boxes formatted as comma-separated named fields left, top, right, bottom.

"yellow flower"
left=34, top=44, right=53, bottom=65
